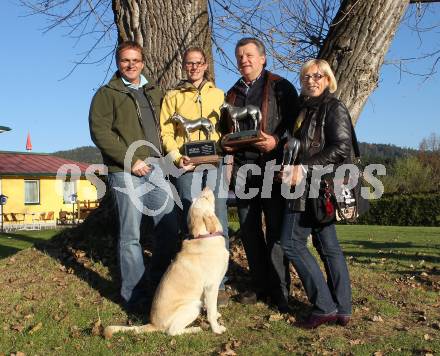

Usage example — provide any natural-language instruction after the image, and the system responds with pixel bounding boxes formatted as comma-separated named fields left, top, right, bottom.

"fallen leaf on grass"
left=91, top=319, right=103, bottom=336
left=423, top=334, right=432, bottom=341
left=219, top=340, right=240, bottom=356
left=11, top=324, right=25, bottom=332
left=268, top=313, right=283, bottom=322
left=373, top=351, right=384, bottom=356
left=11, top=352, right=25, bottom=356
left=371, top=315, right=384, bottom=322
left=349, top=339, right=363, bottom=346
left=70, top=325, right=81, bottom=338
left=28, top=322, right=42, bottom=335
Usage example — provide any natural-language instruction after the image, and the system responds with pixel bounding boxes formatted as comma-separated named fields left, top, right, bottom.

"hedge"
left=356, top=192, right=440, bottom=226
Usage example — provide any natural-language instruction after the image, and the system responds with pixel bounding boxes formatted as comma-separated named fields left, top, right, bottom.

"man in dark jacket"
left=89, top=41, right=178, bottom=313
left=220, top=37, right=300, bottom=312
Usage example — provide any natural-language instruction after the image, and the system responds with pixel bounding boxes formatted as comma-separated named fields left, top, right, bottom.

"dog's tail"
left=104, top=323, right=158, bottom=339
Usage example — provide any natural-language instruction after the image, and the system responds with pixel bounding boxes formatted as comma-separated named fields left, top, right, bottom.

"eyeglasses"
left=302, top=73, right=325, bottom=82
left=184, top=61, right=205, bottom=68
left=120, top=58, right=143, bottom=66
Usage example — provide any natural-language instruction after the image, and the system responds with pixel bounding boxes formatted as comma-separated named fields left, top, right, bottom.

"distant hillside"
left=51, top=142, right=417, bottom=165
left=52, top=146, right=102, bottom=164
left=359, top=142, right=417, bottom=160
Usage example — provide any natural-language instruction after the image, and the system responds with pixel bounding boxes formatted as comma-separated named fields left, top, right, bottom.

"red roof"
left=0, top=151, right=93, bottom=176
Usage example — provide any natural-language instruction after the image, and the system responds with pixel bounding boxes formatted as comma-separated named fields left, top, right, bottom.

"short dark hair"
left=235, top=37, right=266, bottom=67
left=115, top=41, right=144, bottom=63
left=235, top=37, right=266, bottom=56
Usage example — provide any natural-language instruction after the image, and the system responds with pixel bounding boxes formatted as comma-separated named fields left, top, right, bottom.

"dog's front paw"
left=212, top=324, right=226, bottom=334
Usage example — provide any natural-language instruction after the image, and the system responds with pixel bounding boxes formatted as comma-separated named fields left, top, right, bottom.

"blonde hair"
left=300, top=59, right=337, bottom=93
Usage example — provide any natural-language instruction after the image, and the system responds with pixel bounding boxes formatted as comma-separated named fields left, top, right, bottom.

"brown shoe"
left=217, top=290, right=230, bottom=307
left=336, top=315, right=351, bottom=326
left=298, top=313, right=337, bottom=329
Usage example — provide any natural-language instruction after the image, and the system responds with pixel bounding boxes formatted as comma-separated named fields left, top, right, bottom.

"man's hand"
left=178, top=155, right=195, bottom=172
left=220, top=136, right=237, bottom=154
left=280, top=165, right=304, bottom=186
left=252, top=131, right=277, bottom=153
left=131, top=159, right=152, bottom=176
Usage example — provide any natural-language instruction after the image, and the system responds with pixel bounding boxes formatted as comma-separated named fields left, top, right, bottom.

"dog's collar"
left=186, top=231, right=224, bottom=240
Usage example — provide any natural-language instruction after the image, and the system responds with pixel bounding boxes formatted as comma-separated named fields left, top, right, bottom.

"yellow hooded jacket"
left=160, top=80, right=224, bottom=165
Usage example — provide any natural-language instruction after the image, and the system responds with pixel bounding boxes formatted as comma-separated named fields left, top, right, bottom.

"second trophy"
left=171, top=113, right=219, bottom=166
left=220, top=102, right=265, bottom=148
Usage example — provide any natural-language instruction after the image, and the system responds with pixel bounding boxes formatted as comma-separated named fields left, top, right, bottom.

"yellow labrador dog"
left=104, top=188, right=229, bottom=338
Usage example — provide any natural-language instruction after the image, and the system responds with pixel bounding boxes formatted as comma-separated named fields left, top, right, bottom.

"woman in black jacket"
left=280, top=59, right=353, bottom=329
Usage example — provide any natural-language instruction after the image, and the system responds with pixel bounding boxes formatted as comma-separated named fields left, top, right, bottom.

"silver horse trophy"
left=219, top=102, right=264, bottom=148
left=170, top=113, right=219, bottom=165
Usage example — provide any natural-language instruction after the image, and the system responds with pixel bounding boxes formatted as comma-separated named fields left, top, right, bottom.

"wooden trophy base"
left=188, top=154, right=220, bottom=166
left=184, top=140, right=219, bottom=166
left=222, top=130, right=264, bottom=148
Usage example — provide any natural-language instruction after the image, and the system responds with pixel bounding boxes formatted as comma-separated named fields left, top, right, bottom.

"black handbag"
left=333, top=125, right=370, bottom=223
left=309, top=114, right=369, bottom=225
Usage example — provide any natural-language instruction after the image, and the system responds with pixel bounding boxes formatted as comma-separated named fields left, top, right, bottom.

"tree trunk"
left=112, top=0, right=213, bottom=90
left=319, top=0, right=410, bottom=125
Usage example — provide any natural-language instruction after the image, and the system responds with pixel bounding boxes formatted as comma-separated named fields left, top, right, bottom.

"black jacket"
left=288, top=91, right=353, bottom=211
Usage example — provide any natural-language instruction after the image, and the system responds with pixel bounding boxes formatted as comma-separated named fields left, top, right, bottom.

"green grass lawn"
left=0, top=225, right=439, bottom=355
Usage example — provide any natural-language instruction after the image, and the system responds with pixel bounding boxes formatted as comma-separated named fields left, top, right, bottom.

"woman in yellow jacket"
left=159, top=47, right=229, bottom=305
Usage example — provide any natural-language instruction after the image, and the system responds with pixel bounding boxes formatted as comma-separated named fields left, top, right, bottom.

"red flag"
left=26, top=132, right=32, bottom=151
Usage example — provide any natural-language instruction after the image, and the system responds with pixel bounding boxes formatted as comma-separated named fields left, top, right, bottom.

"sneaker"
left=217, top=290, right=230, bottom=307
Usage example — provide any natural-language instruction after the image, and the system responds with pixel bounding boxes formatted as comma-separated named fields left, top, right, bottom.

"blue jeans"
left=175, top=162, right=229, bottom=288
left=108, top=164, right=179, bottom=303
left=236, top=182, right=290, bottom=306
left=280, top=208, right=352, bottom=316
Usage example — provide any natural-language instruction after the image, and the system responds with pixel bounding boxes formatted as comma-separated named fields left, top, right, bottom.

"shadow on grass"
left=341, top=239, right=440, bottom=265
left=0, top=244, right=21, bottom=259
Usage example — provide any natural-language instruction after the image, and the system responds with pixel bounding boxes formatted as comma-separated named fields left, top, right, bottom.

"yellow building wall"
left=1, top=176, right=97, bottom=223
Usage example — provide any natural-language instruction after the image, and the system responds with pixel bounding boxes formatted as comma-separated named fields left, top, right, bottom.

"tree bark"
left=319, top=0, right=410, bottom=125
left=112, top=0, right=213, bottom=90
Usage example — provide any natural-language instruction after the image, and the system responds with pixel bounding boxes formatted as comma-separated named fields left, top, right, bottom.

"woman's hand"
left=279, top=165, right=304, bottom=186
left=252, top=131, right=277, bottom=152
left=178, top=155, right=195, bottom=172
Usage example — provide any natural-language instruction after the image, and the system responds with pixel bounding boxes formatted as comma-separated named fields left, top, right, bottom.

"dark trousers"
left=280, top=209, right=352, bottom=316
left=236, top=186, right=290, bottom=306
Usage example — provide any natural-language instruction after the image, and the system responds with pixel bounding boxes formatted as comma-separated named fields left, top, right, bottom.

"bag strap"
left=350, top=121, right=361, bottom=159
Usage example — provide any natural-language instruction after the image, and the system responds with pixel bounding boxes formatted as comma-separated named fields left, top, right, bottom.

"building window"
left=63, top=180, right=77, bottom=204
left=24, top=180, right=40, bottom=204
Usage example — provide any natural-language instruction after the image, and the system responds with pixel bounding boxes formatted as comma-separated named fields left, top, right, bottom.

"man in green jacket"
left=89, top=41, right=178, bottom=313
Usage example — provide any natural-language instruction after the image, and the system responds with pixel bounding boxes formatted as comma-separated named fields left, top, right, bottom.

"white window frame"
left=63, top=180, right=77, bottom=204
left=24, top=179, right=40, bottom=204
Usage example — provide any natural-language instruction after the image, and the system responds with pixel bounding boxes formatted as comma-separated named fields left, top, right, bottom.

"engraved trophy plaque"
left=171, top=113, right=219, bottom=166
left=220, top=103, right=265, bottom=148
